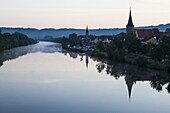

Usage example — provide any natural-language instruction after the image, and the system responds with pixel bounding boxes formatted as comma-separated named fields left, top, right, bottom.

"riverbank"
left=63, top=46, right=170, bottom=73
left=0, top=32, right=38, bottom=52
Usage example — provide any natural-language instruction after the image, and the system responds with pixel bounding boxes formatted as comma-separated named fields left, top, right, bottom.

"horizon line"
left=0, top=23, right=170, bottom=30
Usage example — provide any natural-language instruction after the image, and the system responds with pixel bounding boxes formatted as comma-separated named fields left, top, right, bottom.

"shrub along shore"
left=0, top=31, right=38, bottom=52
left=62, top=47, right=170, bottom=72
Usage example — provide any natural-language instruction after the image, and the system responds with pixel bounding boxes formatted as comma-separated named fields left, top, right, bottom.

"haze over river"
left=0, top=42, right=170, bottom=113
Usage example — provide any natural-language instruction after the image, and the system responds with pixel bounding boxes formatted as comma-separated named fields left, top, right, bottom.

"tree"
left=134, top=56, right=148, bottom=67
left=69, top=33, right=78, bottom=47
left=0, top=32, right=37, bottom=52
left=125, top=33, right=142, bottom=53
left=96, top=42, right=105, bottom=52
left=151, top=46, right=165, bottom=62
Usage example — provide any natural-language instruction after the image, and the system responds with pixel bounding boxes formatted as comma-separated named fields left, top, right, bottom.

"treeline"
left=0, top=30, right=38, bottom=52
left=103, top=33, right=170, bottom=71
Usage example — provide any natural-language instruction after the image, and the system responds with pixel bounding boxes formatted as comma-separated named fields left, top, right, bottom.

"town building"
left=126, top=8, right=170, bottom=44
left=135, top=29, right=160, bottom=44
left=126, top=8, right=135, bottom=34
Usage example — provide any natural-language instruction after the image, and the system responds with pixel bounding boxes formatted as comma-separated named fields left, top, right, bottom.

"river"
left=0, top=41, right=169, bottom=113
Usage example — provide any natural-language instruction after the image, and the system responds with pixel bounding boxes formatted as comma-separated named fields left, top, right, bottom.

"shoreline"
left=63, top=47, right=170, bottom=73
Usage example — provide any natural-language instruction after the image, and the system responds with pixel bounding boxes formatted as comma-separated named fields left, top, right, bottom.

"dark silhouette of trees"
left=96, top=61, right=170, bottom=95
left=96, top=42, right=105, bottom=52
left=0, top=32, right=38, bottom=52
left=69, top=33, right=78, bottom=47
left=134, top=56, right=148, bottom=67
left=166, top=83, right=170, bottom=93
left=151, top=36, right=170, bottom=62
left=125, top=34, right=142, bottom=54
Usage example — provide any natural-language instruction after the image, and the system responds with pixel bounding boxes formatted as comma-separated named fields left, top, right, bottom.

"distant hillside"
left=0, top=28, right=125, bottom=39
left=0, top=23, right=169, bottom=39
left=137, top=23, right=170, bottom=32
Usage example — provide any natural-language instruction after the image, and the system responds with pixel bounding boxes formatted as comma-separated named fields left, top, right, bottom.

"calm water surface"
left=0, top=42, right=170, bottom=113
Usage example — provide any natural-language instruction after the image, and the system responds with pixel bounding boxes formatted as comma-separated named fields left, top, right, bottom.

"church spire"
left=126, top=8, right=135, bottom=33
left=86, top=26, right=89, bottom=45
left=127, top=8, right=134, bottom=27
left=86, top=26, right=89, bottom=35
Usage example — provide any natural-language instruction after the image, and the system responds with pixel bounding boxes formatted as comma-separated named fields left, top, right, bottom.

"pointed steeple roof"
left=125, top=76, right=134, bottom=101
left=86, top=26, right=89, bottom=35
left=127, top=8, right=134, bottom=27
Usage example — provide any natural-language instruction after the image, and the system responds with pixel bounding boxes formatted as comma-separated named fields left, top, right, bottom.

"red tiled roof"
left=165, top=28, right=170, bottom=37
left=97, top=35, right=113, bottom=40
left=136, top=29, right=159, bottom=41
left=159, top=32, right=165, bottom=39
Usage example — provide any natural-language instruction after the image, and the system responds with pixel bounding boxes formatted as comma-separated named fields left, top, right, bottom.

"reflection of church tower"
left=86, top=55, right=89, bottom=68
left=86, top=26, right=89, bottom=45
left=126, top=8, right=135, bottom=34
left=125, top=76, right=134, bottom=101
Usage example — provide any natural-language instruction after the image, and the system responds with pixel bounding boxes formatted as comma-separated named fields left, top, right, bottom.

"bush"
left=111, top=49, right=126, bottom=62
left=86, top=51, right=107, bottom=59
left=96, top=42, right=105, bottom=52
left=162, top=64, right=170, bottom=72
left=133, top=56, right=148, bottom=67
left=148, top=62, right=161, bottom=70
left=93, top=52, right=107, bottom=59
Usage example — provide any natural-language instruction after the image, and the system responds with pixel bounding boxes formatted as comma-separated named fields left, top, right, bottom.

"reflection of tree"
left=166, top=83, right=170, bottom=94
left=150, top=74, right=168, bottom=92
left=0, top=42, right=62, bottom=67
left=105, top=63, right=126, bottom=80
left=96, top=61, right=170, bottom=100
left=150, top=80, right=163, bottom=92
left=80, top=56, right=83, bottom=61
left=96, top=63, right=105, bottom=73
left=0, top=62, right=3, bottom=67
left=69, top=52, right=78, bottom=59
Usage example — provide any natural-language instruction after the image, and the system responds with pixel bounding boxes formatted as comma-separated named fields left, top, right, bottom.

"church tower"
left=126, top=8, right=135, bottom=34
left=86, top=26, right=89, bottom=45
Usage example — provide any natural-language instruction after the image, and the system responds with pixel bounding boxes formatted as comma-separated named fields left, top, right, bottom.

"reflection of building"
left=125, top=76, right=134, bottom=101
left=86, top=55, right=89, bottom=68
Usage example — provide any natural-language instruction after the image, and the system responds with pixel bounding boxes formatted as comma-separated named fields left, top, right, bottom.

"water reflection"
left=1, top=41, right=170, bottom=103
left=60, top=49, right=170, bottom=100
left=0, top=42, right=62, bottom=67
left=86, top=56, right=89, bottom=68
left=61, top=51, right=90, bottom=69
left=96, top=62, right=170, bottom=100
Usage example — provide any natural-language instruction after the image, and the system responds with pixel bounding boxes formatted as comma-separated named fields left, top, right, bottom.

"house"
left=165, top=28, right=170, bottom=37
left=135, top=29, right=160, bottom=44
left=91, top=35, right=113, bottom=44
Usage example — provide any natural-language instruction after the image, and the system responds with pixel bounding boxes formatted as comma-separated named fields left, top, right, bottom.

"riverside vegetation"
left=58, top=33, right=170, bottom=72
left=0, top=30, right=38, bottom=52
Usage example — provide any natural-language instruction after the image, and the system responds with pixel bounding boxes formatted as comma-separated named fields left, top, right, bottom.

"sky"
left=0, top=0, right=169, bottom=29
